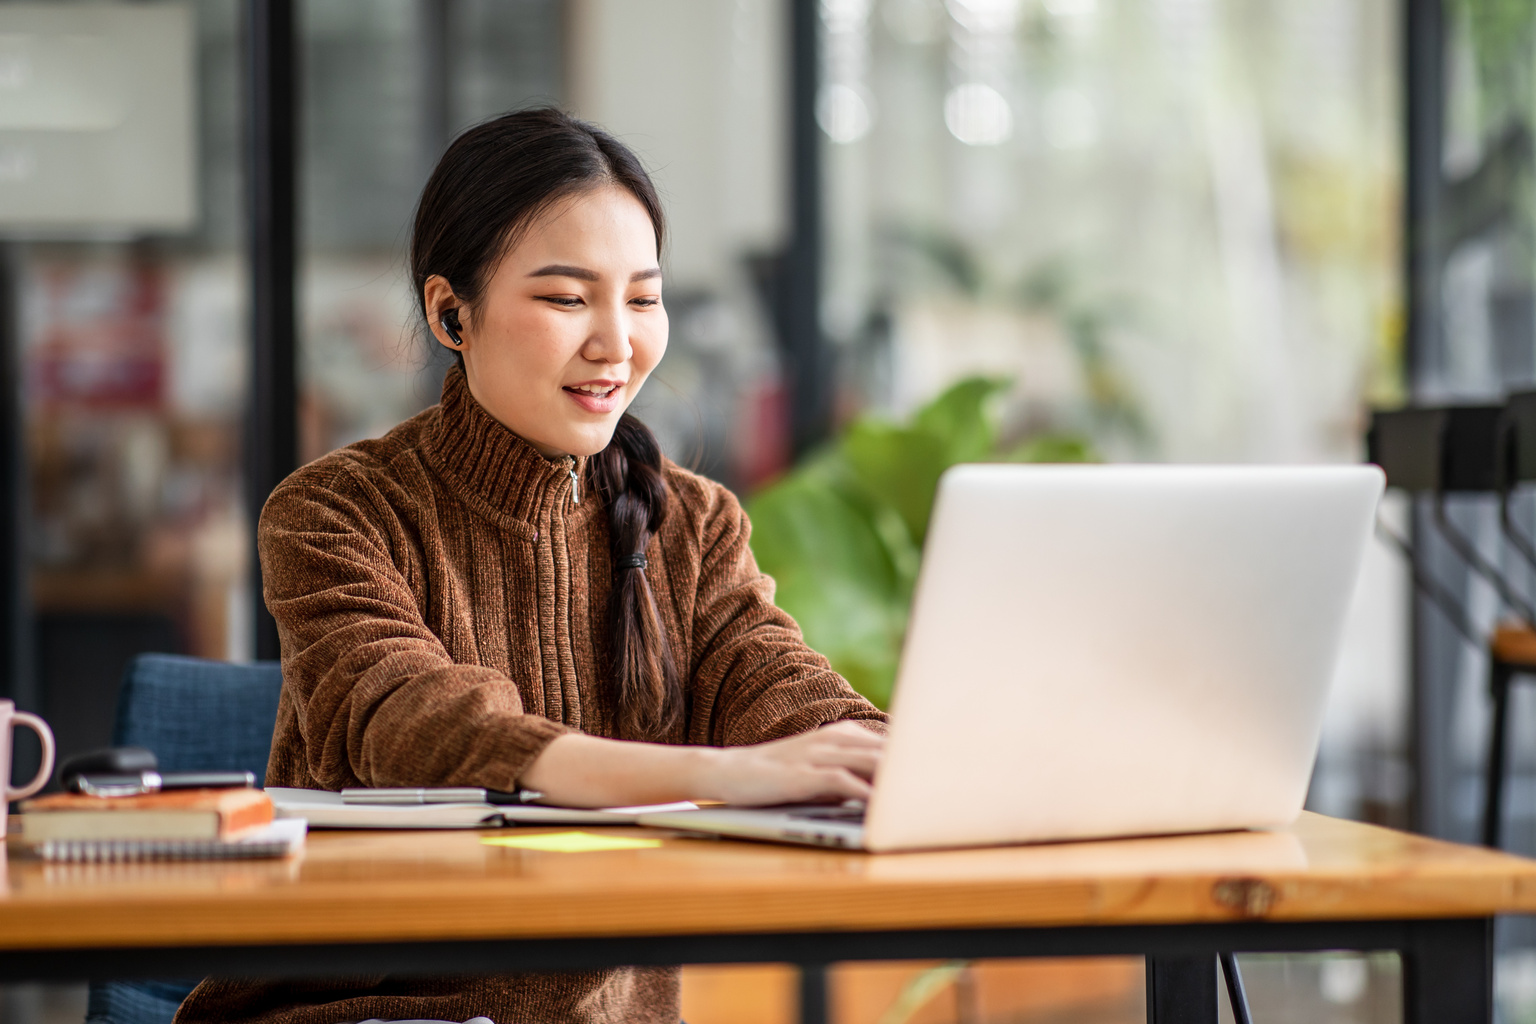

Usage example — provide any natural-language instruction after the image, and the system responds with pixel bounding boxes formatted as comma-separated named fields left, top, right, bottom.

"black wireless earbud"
left=440, top=309, right=464, bottom=347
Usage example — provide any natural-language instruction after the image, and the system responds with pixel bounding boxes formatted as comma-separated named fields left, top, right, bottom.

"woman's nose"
left=584, top=304, right=634, bottom=364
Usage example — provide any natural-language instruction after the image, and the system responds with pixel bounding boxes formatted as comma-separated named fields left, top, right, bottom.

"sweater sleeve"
left=258, top=465, right=570, bottom=790
left=684, top=481, right=887, bottom=747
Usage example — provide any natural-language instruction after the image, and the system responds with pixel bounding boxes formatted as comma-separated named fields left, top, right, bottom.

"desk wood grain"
left=3, top=813, right=1535, bottom=951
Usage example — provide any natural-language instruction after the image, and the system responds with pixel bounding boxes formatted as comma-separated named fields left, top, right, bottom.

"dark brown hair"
left=410, top=107, right=682, bottom=740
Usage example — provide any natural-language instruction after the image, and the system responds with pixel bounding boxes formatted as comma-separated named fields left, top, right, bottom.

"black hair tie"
left=617, top=552, right=647, bottom=571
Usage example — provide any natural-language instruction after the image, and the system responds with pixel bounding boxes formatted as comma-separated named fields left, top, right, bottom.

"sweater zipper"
left=566, top=458, right=581, bottom=504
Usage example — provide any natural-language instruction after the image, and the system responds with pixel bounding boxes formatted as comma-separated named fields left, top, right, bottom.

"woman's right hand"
left=703, top=722, right=884, bottom=806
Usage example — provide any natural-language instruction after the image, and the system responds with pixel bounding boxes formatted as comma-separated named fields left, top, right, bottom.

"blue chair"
left=84, top=654, right=283, bottom=1024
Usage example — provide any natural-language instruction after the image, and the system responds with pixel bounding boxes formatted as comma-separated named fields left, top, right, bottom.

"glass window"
left=298, top=0, right=563, bottom=465
left=566, top=0, right=792, bottom=490
left=815, top=0, right=1405, bottom=823
left=1405, top=15, right=1536, bottom=1009
left=16, top=0, right=248, bottom=768
left=826, top=0, right=1401, bottom=458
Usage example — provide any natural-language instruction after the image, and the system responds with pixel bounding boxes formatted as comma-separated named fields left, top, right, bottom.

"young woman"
left=174, top=108, right=885, bottom=1024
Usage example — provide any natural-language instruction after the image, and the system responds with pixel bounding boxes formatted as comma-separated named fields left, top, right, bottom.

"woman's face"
left=426, top=185, right=666, bottom=459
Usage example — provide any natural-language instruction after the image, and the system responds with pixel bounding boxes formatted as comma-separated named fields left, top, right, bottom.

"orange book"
left=21, top=788, right=273, bottom=842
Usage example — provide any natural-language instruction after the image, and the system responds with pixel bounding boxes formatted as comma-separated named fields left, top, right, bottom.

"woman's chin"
left=549, top=425, right=622, bottom=459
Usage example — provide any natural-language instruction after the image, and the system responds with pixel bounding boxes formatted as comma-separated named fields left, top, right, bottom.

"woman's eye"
left=631, top=297, right=660, bottom=308
left=540, top=296, right=582, bottom=308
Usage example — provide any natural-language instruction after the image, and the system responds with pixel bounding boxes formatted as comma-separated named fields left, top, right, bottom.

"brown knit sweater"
left=174, top=367, right=884, bottom=1024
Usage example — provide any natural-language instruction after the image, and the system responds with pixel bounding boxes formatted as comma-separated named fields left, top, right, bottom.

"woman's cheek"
left=639, top=319, right=668, bottom=374
left=510, top=311, right=573, bottom=370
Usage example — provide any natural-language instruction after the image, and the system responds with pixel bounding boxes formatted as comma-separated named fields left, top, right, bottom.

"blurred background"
left=0, top=0, right=1518, bottom=1021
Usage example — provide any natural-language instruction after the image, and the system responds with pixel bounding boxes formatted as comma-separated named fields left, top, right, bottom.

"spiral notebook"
left=33, top=818, right=307, bottom=863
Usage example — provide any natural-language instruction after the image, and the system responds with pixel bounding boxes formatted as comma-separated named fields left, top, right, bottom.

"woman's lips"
left=562, top=383, right=623, bottom=414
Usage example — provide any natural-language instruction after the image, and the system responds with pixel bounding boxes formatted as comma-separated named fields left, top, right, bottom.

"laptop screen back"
left=864, top=464, right=1384, bottom=852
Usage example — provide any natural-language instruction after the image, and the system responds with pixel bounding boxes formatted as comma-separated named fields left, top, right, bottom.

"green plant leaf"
left=841, top=376, right=1012, bottom=544
left=877, top=962, right=971, bottom=1024
left=912, top=376, right=1011, bottom=462
left=1004, top=433, right=1098, bottom=464
left=840, top=421, right=951, bottom=546
left=746, top=375, right=1099, bottom=710
left=746, top=474, right=908, bottom=707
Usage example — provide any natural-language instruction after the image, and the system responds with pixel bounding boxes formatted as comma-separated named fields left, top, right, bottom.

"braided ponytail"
left=589, top=415, right=683, bottom=739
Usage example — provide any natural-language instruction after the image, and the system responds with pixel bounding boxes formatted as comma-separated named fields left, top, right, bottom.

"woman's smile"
left=563, top=378, right=627, bottom=414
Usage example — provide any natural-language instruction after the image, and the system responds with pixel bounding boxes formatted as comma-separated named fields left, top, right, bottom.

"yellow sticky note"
left=482, top=831, right=663, bottom=853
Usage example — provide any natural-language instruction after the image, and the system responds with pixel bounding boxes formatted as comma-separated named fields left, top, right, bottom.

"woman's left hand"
left=701, top=722, right=884, bottom=806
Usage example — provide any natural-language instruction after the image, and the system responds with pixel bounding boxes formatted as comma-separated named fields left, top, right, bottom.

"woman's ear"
left=424, top=274, right=468, bottom=353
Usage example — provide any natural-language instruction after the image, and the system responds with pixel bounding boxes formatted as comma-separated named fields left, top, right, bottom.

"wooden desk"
left=2, top=812, right=1534, bottom=1024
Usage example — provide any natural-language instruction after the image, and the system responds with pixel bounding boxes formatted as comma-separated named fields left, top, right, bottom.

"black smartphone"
left=60, top=746, right=255, bottom=795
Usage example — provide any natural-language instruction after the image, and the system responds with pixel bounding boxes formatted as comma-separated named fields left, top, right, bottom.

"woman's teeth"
left=567, top=384, right=617, bottom=395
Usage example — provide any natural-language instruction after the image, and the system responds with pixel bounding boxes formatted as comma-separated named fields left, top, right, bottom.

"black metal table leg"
left=1146, top=955, right=1217, bottom=1024
left=1219, top=953, right=1253, bottom=1024
left=799, top=962, right=829, bottom=1024
left=1485, top=662, right=1513, bottom=848
left=1402, top=918, right=1492, bottom=1024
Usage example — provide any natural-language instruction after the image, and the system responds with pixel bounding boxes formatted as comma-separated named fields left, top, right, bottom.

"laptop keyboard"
left=785, top=804, right=866, bottom=824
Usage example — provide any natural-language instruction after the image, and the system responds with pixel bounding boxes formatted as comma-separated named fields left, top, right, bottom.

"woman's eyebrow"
left=526, top=264, right=662, bottom=283
left=528, top=264, right=598, bottom=281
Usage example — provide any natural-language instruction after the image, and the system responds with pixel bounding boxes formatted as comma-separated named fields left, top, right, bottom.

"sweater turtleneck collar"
left=424, top=364, right=590, bottom=523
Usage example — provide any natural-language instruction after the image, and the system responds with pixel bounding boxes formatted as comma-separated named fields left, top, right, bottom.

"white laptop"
left=640, top=464, right=1384, bottom=852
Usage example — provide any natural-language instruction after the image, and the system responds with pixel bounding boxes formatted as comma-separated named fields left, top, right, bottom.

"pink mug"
left=0, top=700, right=54, bottom=802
